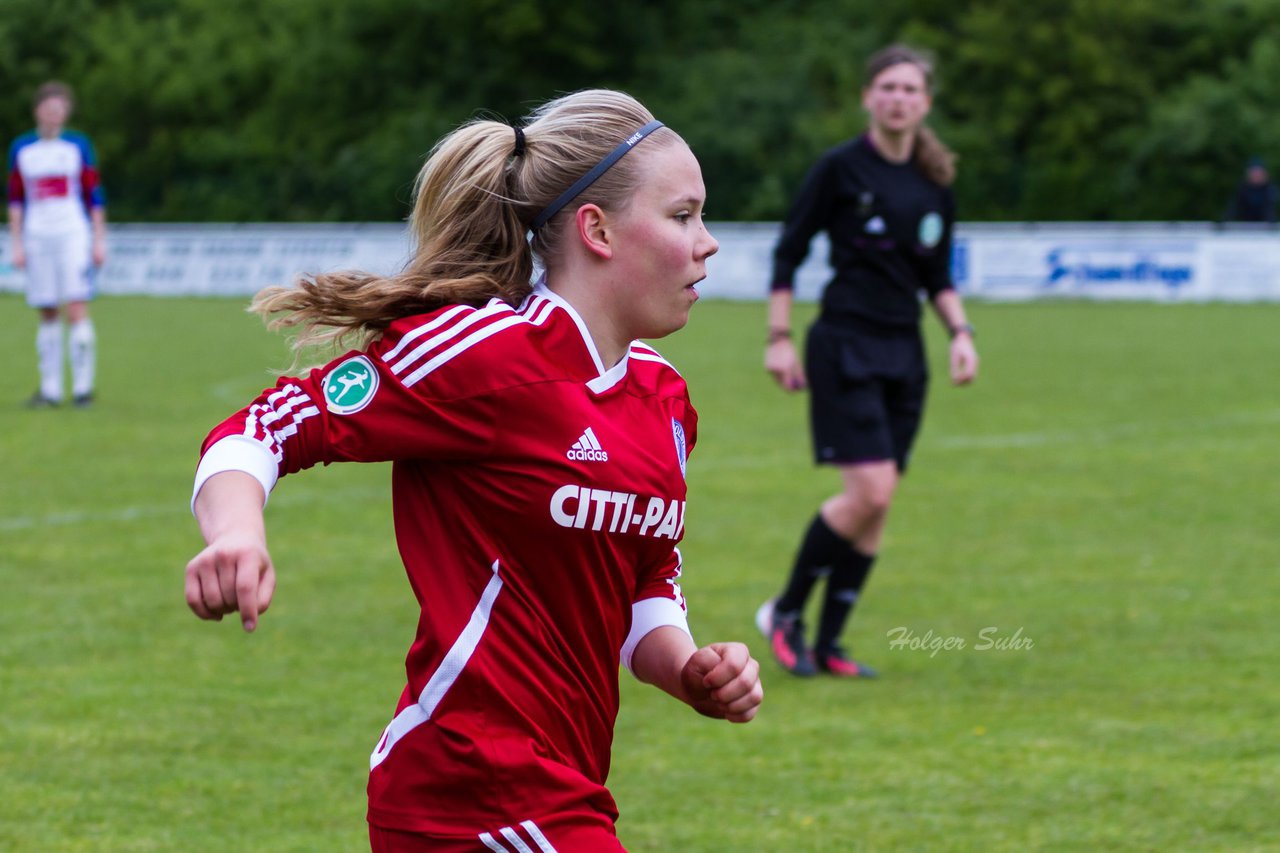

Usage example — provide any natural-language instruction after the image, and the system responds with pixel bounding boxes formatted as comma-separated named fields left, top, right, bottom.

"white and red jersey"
left=193, top=284, right=697, bottom=836
left=7, top=130, right=104, bottom=236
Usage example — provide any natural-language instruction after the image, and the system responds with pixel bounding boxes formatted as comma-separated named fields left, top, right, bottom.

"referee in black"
left=756, top=44, right=979, bottom=677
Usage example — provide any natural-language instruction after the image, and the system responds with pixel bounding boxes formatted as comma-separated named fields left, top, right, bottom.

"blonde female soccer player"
left=185, top=89, right=763, bottom=851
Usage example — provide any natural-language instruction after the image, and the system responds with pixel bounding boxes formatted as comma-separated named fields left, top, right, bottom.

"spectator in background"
left=1224, top=156, right=1278, bottom=223
left=6, top=80, right=107, bottom=408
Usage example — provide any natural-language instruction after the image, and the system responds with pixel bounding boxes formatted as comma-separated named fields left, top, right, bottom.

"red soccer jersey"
left=194, top=285, right=696, bottom=838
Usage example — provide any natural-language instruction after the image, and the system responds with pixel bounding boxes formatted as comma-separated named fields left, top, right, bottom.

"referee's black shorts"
left=805, top=317, right=928, bottom=473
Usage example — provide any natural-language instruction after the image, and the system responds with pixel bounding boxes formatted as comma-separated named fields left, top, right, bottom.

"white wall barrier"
left=951, top=222, right=1280, bottom=302
left=2, top=221, right=1279, bottom=301
left=0, top=223, right=413, bottom=300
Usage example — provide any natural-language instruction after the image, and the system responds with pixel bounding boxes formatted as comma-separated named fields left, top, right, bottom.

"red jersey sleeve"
left=618, top=389, right=698, bottom=670
left=6, top=137, right=24, bottom=205
left=193, top=303, right=513, bottom=507
left=620, top=546, right=691, bottom=671
left=6, top=168, right=22, bottom=205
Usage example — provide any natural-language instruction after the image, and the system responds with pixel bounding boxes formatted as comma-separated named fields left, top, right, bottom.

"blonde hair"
left=254, top=89, right=678, bottom=356
left=864, top=44, right=956, bottom=187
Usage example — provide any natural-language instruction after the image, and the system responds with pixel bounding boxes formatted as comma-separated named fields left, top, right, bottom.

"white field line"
left=929, top=408, right=1280, bottom=450
left=691, top=408, right=1280, bottom=471
left=4, top=409, right=1276, bottom=530
left=0, top=486, right=387, bottom=532
left=0, top=504, right=174, bottom=532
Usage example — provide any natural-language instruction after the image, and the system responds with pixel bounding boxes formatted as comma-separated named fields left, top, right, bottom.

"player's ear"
left=575, top=204, right=613, bottom=260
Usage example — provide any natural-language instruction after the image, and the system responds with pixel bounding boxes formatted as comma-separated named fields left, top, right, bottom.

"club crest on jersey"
left=918, top=212, right=944, bottom=248
left=323, top=355, right=378, bottom=415
left=672, top=418, right=687, bottom=479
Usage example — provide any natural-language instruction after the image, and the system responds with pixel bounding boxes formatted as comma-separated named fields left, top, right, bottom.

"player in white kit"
left=6, top=81, right=107, bottom=408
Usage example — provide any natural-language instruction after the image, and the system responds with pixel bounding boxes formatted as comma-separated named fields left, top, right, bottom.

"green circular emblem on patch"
left=323, top=355, right=379, bottom=414
left=918, top=212, right=944, bottom=248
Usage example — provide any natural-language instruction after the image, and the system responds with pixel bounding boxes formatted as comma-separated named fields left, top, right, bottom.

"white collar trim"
left=532, top=279, right=630, bottom=394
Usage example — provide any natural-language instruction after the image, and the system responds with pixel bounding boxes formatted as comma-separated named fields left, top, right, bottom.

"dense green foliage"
left=4, top=0, right=1280, bottom=221
left=2, top=294, right=1278, bottom=849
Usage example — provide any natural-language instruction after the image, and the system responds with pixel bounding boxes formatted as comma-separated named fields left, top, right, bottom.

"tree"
left=8, top=0, right=1280, bottom=221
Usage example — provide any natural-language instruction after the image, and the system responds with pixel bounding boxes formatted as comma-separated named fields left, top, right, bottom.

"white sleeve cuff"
left=190, top=435, right=279, bottom=515
left=620, top=597, right=692, bottom=674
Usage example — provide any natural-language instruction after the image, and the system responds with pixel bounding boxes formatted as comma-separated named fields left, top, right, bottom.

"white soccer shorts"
left=23, top=228, right=94, bottom=308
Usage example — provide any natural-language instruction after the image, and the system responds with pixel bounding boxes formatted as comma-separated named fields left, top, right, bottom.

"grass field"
left=1, top=293, right=1277, bottom=852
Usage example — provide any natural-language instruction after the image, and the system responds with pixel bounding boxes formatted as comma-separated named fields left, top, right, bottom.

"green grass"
left=1, top=294, right=1277, bottom=851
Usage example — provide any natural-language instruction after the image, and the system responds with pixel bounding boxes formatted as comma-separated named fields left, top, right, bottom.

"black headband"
left=531, top=120, right=665, bottom=231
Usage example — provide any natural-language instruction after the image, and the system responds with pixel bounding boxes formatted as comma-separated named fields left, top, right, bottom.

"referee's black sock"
left=775, top=513, right=847, bottom=615
left=815, top=547, right=876, bottom=652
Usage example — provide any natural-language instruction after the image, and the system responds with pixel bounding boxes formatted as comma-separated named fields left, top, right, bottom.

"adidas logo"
left=567, top=426, right=609, bottom=462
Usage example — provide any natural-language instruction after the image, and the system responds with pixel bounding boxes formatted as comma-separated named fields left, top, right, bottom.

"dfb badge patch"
left=323, top=355, right=379, bottom=414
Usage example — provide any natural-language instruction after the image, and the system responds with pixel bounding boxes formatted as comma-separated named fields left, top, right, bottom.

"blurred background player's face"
left=35, top=95, right=71, bottom=131
left=862, top=62, right=931, bottom=136
left=1247, top=165, right=1269, bottom=185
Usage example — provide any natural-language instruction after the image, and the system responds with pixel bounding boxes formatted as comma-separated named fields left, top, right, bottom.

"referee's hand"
left=765, top=338, right=807, bottom=391
left=949, top=334, right=979, bottom=385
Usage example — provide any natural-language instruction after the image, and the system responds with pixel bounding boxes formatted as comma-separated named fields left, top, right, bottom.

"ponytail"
left=252, top=121, right=530, bottom=357
left=913, top=125, right=957, bottom=188
left=254, top=89, right=673, bottom=361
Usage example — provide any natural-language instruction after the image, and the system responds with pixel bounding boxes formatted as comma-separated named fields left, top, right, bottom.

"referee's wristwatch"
left=949, top=323, right=976, bottom=340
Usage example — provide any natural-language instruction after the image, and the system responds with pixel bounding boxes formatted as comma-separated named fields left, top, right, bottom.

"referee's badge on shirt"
left=918, top=212, right=944, bottom=248
left=672, top=418, right=687, bottom=479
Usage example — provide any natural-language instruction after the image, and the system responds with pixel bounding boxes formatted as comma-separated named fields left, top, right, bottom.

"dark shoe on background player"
left=756, top=599, right=817, bottom=677
left=813, top=643, right=878, bottom=678
left=26, top=391, right=59, bottom=409
left=73, top=392, right=94, bottom=408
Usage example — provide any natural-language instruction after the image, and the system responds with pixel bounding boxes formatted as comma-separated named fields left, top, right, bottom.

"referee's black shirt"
left=771, top=134, right=955, bottom=331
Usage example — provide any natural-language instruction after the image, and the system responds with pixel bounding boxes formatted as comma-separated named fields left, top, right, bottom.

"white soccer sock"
left=37, top=320, right=64, bottom=402
left=69, top=318, right=97, bottom=398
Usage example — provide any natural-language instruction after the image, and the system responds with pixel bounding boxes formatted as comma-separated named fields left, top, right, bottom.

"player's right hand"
left=184, top=534, right=276, bottom=633
left=681, top=642, right=764, bottom=723
left=11, top=244, right=25, bottom=269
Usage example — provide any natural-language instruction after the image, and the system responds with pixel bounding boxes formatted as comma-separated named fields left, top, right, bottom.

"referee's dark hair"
left=864, top=44, right=956, bottom=187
